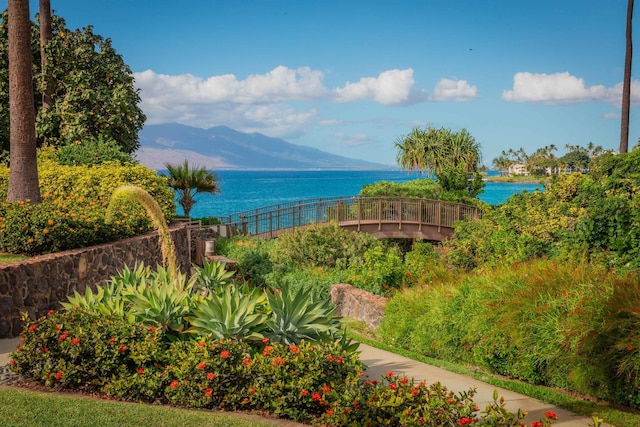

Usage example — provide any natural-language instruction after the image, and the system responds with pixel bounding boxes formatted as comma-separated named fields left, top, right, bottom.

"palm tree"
left=164, top=160, right=220, bottom=217
left=620, top=0, right=634, bottom=154
left=7, top=0, right=41, bottom=203
left=39, top=0, right=53, bottom=110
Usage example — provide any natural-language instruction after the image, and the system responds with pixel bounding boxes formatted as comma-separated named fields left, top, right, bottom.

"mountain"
left=135, top=123, right=391, bottom=170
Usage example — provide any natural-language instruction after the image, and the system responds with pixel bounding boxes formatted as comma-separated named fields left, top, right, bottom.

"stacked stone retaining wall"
left=0, top=223, right=190, bottom=338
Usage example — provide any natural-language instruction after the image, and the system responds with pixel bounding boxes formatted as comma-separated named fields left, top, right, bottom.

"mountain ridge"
left=135, top=123, right=391, bottom=170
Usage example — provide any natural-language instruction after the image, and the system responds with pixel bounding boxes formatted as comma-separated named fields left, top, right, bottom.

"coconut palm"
left=7, top=0, right=41, bottom=202
left=164, top=160, right=220, bottom=217
left=620, top=0, right=634, bottom=154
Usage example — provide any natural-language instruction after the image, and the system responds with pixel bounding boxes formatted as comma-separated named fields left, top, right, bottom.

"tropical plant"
left=0, top=11, right=146, bottom=155
left=264, top=285, right=341, bottom=345
left=6, top=0, right=41, bottom=203
left=193, top=258, right=235, bottom=295
left=187, top=284, right=268, bottom=341
left=164, top=160, right=220, bottom=217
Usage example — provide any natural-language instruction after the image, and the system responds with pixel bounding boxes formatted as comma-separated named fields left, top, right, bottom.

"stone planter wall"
left=330, top=283, right=386, bottom=331
left=0, top=223, right=190, bottom=338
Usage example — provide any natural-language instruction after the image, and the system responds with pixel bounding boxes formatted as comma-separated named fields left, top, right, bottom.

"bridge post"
left=418, top=200, right=422, bottom=231
left=357, top=198, right=362, bottom=231
left=437, top=201, right=441, bottom=232
left=398, top=199, right=402, bottom=230
left=241, top=215, right=247, bottom=235
left=378, top=199, right=382, bottom=231
left=269, top=211, right=273, bottom=238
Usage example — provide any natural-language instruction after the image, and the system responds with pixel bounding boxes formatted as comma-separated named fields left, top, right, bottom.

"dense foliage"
left=0, top=159, right=174, bottom=254
left=0, top=12, right=145, bottom=157
left=11, top=308, right=533, bottom=425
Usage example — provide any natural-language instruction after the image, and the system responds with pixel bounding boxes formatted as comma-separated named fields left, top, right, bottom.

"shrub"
left=224, top=237, right=275, bottom=286
left=270, top=222, right=380, bottom=270
left=0, top=159, right=175, bottom=255
left=343, top=245, right=405, bottom=296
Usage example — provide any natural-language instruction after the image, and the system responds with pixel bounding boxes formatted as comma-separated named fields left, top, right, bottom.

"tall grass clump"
left=379, top=259, right=640, bottom=408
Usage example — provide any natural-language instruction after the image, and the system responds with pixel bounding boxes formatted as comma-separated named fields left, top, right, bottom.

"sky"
left=4, top=0, right=639, bottom=166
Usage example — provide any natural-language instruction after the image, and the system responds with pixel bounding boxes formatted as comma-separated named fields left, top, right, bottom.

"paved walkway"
left=0, top=338, right=599, bottom=426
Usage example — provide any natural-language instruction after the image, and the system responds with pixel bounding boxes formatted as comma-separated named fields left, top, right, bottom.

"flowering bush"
left=10, top=309, right=556, bottom=425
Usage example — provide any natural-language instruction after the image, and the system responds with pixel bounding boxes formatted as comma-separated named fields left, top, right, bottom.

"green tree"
left=395, top=125, right=484, bottom=195
left=7, top=0, right=40, bottom=202
left=0, top=11, right=146, bottom=156
left=164, top=160, right=220, bottom=217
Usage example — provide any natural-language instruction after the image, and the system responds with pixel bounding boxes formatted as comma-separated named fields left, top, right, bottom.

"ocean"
left=173, top=170, right=544, bottom=219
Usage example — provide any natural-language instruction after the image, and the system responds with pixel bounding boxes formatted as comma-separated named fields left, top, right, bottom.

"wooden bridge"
left=216, top=196, right=482, bottom=241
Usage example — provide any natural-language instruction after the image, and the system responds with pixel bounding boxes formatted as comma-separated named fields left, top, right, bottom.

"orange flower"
left=197, top=362, right=206, bottom=370
left=42, top=228, right=49, bottom=234
left=170, top=380, right=179, bottom=389
left=207, top=372, right=216, bottom=380
left=204, top=388, right=213, bottom=397
left=220, top=350, right=230, bottom=359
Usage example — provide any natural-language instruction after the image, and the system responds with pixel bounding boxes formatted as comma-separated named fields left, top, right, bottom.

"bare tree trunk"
left=39, top=0, right=53, bottom=110
left=7, top=0, right=41, bottom=203
left=620, top=0, right=634, bottom=154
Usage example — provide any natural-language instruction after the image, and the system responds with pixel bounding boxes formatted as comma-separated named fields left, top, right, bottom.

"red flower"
left=326, top=354, right=334, bottom=361
left=242, top=358, right=252, bottom=367
left=272, top=357, right=285, bottom=366
left=198, top=341, right=205, bottom=347
left=447, top=398, right=455, bottom=404
left=289, top=345, right=300, bottom=354
left=220, top=350, right=230, bottom=359
left=628, top=346, right=635, bottom=351
left=545, top=411, right=558, bottom=420
left=28, top=324, right=37, bottom=332
left=335, top=356, right=343, bottom=363
left=262, top=337, right=269, bottom=343
left=531, top=422, right=543, bottom=427
left=170, top=380, right=179, bottom=389
left=148, top=326, right=156, bottom=333
left=300, top=389, right=309, bottom=397
left=9, top=359, right=16, bottom=365
left=400, top=377, right=409, bottom=384
left=311, top=392, right=322, bottom=401
left=59, top=333, right=68, bottom=341
left=386, top=371, right=394, bottom=378
left=204, top=388, right=213, bottom=397
left=325, top=409, right=334, bottom=416
left=137, top=368, right=144, bottom=375
left=321, top=384, right=331, bottom=393
left=197, top=362, right=206, bottom=370
left=207, top=372, right=216, bottom=380
left=458, top=418, right=473, bottom=425
left=263, top=346, right=273, bottom=356
left=55, top=371, right=62, bottom=382
left=55, top=326, right=61, bottom=332
left=390, top=384, right=397, bottom=390
left=249, top=389, right=255, bottom=395
left=71, top=338, right=80, bottom=346
left=47, top=310, right=54, bottom=316
left=119, top=344, right=127, bottom=353
left=411, top=387, right=419, bottom=396
left=473, top=405, right=479, bottom=411
left=40, top=347, right=48, bottom=352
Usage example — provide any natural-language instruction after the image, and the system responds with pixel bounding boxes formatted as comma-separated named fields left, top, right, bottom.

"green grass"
left=483, top=174, right=546, bottom=184
left=0, top=387, right=283, bottom=427
left=0, top=253, right=28, bottom=264
left=349, top=330, right=640, bottom=427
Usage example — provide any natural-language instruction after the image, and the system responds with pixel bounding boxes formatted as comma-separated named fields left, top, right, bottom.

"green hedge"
left=0, top=159, right=175, bottom=254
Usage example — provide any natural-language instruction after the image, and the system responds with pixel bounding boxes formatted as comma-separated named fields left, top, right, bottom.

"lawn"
left=0, top=387, right=283, bottom=427
left=0, top=253, right=28, bottom=264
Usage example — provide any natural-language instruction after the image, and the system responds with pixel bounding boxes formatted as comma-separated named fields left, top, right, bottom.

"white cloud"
left=429, top=78, right=479, bottom=101
left=502, top=72, right=640, bottom=105
left=332, top=69, right=416, bottom=105
left=602, top=112, right=619, bottom=120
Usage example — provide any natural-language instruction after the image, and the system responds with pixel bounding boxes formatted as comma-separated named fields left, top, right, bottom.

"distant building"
left=508, top=163, right=529, bottom=176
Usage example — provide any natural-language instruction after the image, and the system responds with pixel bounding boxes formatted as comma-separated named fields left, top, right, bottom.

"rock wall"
left=0, top=223, right=190, bottom=339
left=330, top=283, right=386, bottom=331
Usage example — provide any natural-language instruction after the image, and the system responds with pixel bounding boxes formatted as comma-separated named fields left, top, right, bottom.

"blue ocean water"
left=173, top=170, right=543, bottom=218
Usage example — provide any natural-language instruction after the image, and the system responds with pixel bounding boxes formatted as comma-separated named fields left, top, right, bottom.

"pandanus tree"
left=164, top=160, right=220, bottom=217
left=395, top=125, right=484, bottom=196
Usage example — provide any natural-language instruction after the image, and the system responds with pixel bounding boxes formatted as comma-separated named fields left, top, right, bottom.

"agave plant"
left=264, top=284, right=342, bottom=345
left=61, top=281, right=128, bottom=319
left=193, top=259, right=235, bottom=295
left=187, top=284, right=268, bottom=341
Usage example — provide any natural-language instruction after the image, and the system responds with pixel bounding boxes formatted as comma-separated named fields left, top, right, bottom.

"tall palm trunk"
left=620, top=0, right=634, bottom=154
left=39, top=0, right=53, bottom=110
left=7, top=0, right=41, bottom=203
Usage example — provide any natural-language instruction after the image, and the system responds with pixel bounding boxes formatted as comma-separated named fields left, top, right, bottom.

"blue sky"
left=6, top=0, right=639, bottom=166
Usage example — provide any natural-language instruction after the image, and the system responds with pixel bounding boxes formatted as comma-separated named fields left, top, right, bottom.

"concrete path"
left=0, top=338, right=600, bottom=426
left=359, top=344, right=595, bottom=426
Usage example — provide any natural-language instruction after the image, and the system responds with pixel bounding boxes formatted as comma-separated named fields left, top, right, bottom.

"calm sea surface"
left=170, top=170, right=543, bottom=218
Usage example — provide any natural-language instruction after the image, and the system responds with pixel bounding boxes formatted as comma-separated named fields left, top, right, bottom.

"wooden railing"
left=218, top=197, right=482, bottom=240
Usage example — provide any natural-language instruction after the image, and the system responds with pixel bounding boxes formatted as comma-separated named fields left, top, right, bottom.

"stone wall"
left=0, top=223, right=190, bottom=339
left=330, top=283, right=386, bottom=331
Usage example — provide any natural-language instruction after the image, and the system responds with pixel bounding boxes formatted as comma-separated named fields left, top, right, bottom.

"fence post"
left=357, top=198, right=362, bottom=231
left=241, top=215, right=247, bottom=235
left=418, top=199, right=422, bottom=231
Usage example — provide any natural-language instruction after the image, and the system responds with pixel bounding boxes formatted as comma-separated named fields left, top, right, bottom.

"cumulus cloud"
left=429, top=78, right=479, bottom=101
left=502, top=72, right=640, bottom=105
left=332, top=69, right=417, bottom=105
left=134, top=65, right=477, bottom=138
